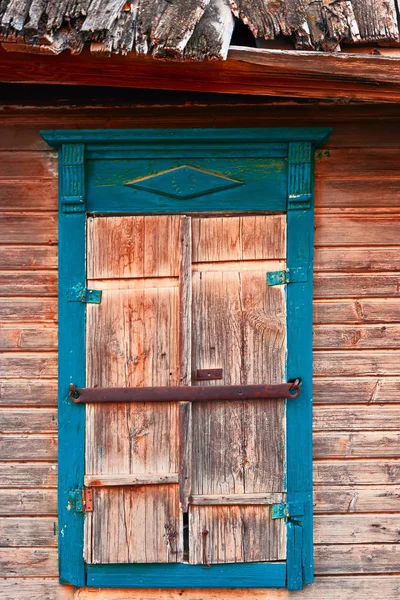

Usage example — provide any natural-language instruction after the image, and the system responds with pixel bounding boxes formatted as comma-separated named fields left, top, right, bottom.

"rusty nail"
left=69, top=383, right=80, bottom=401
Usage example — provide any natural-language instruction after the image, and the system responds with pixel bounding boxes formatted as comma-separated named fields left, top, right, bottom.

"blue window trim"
left=41, top=127, right=331, bottom=590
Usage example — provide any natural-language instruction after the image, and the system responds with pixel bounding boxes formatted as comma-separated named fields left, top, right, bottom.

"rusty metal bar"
left=69, top=382, right=300, bottom=403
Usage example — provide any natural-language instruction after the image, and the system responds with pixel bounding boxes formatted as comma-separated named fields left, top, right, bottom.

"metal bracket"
left=67, top=284, right=102, bottom=304
left=267, top=267, right=308, bottom=286
left=68, top=488, right=93, bottom=513
left=271, top=501, right=304, bottom=520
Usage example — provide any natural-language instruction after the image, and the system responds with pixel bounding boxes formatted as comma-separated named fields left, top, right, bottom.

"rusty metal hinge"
left=68, top=488, right=93, bottom=513
left=67, top=284, right=102, bottom=304
left=267, top=267, right=308, bottom=286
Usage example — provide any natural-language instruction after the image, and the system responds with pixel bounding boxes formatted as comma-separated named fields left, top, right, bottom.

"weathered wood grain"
left=72, top=576, right=400, bottom=599
left=0, top=246, right=57, bottom=270
left=313, top=377, right=400, bottom=404
left=314, top=543, right=400, bottom=574
left=0, top=489, right=57, bottom=515
left=0, top=380, right=58, bottom=407
left=314, top=460, right=400, bottom=485
left=0, top=409, right=57, bottom=433
left=313, top=406, right=400, bottom=431
left=314, top=351, right=400, bottom=377
left=314, top=247, right=400, bottom=273
left=0, top=517, right=57, bottom=546
left=0, top=547, right=58, bottom=576
left=0, top=436, right=57, bottom=460
left=0, top=463, right=57, bottom=487
left=84, top=474, right=179, bottom=486
left=316, top=149, right=400, bottom=178
left=0, top=271, right=57, bottom=296
left=0, top=354, right=58, bottom=379
left=87, top=215, right=182, bottom=279
left=0, top=579, right=61, bottom=600
left=0, top=214, right=57, bottom=244
left=315, top=214, right=400, bottom=246
left=314, top=272, right=400, bottom=299
left=87, top=486, right=181, bottom=564
left=0, top=325, right=57, bottom=350
left=315, top=514, right=400, bottom=544
left=314, top=432, right=400, bottom=459
left=0, top=299, right=57, bottom=323
left=314, top=324, right=400, bottom=349
left=315, top=177, right=400, bottom=209
left=190, top=492, right=285, bottom=505
left=189, top=505, right=285, bottom=564
left=85, top=215, right=184, bottom=564
left=0, top=152, right=57, bottom=179
left=0, top=180, right=57, bottom=210
left=314, top=299, right=400, bottom=324
left=314, top=486, right=400, bottom=513
left=192, top=214, right=286, bottom=262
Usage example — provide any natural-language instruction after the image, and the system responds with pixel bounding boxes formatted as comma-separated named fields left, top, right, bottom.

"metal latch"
left=267, top=267, right=308, bottom=286
left=68, top=488, right=93, bottom=513
left=271, top=501, right=304, bottom=520
left=67, top=284, right=102, bottom=304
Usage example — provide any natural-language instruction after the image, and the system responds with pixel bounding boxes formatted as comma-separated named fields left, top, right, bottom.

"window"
left=42, top=128, right=330, bottom=589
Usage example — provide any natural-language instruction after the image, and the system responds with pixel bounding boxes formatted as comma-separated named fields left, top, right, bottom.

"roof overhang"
left=1, top=45, right=400, bottom=103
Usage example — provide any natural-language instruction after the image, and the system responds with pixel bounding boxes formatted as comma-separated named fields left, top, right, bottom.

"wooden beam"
left=1, top=45, right=400, bottom=101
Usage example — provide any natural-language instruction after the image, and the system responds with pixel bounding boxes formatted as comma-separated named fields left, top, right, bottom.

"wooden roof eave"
left=1, top=44, right=400, bottom=103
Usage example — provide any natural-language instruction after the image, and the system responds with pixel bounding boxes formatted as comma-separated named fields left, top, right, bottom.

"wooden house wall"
left=0, top=102, right=400, bottom=599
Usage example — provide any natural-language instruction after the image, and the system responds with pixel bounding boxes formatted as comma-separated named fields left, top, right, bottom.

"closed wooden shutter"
left=83, top=213, right=287, bottom=565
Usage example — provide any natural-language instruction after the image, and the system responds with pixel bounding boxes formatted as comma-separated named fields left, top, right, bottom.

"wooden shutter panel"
left=83, top=213, right=288, bottom=566
left=84, top=215, right=186, bottom=563
left=189, top=216, right=287, bottom=564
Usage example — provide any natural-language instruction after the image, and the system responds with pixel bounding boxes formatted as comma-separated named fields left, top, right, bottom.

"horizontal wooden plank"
left=0, top=489, right=57, bottom=515
left=314, top=432, right=400, bottom=459
left=314, top=460, right=400, bottom=485
left=73, top=575, right=400, bottom=599
left=0, top=214, right=57, bottom=244
left=315, top=544, right=400, bottom=575
left=314, top=351, right=400, bottom=376
left=314, top=247, right=400, bottom=273
left=0, top=380, right=57, bottom=406
left=315, top=149, right=400, bottom=178
left=0, top=323, right=57, bottom=350
left=315, top=177, right=400, bottom=209
left=0, top=436, right=57, bottom=460
left=0, top=579, right=62, bottom=600
left=0, top=298, right=57, bottom=323
left=0, top=271, right=57, bottom=296
left=0, top=547, right=58, bottom=576
left=189, top=493, right=284, bottom=506
left=313, top=406, right=400, bottom=431
left=315, top=215, right=400, bottom=247
left=0, top=152, right=57, bottom=179
left=314, top=273, right=400, bottom=299
left=313, top=377, right=400, bottom=404
left=0, top=245, right=57, bottom=269
left=315, top=514, right=400, bottom=544
left=0, top=409, right=57, bottom=433
left=314, top=324, right=400, bottom=349
left=0, top=517, right=57, bottom=547
left=0, top=180, right=57, bottom=210
left=84, top=473, right=179, bottom=486
left=0, top=354, right=58, bottom=379
left=72, top=575, right=400, bottom=599
left=314, top=299, right=400, bottom=324
left=0, top=463, right=57, bottom=487
left=0, top=325, right=57, bottom=350
left=314, top=486, right=400, bottom=513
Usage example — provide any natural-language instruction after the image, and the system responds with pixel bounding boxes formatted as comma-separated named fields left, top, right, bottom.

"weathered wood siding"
left=0, top=102, right=400, bottom=598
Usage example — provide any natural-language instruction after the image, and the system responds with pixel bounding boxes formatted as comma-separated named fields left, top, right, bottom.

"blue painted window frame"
left=41, top=127, right=331, bottom=590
